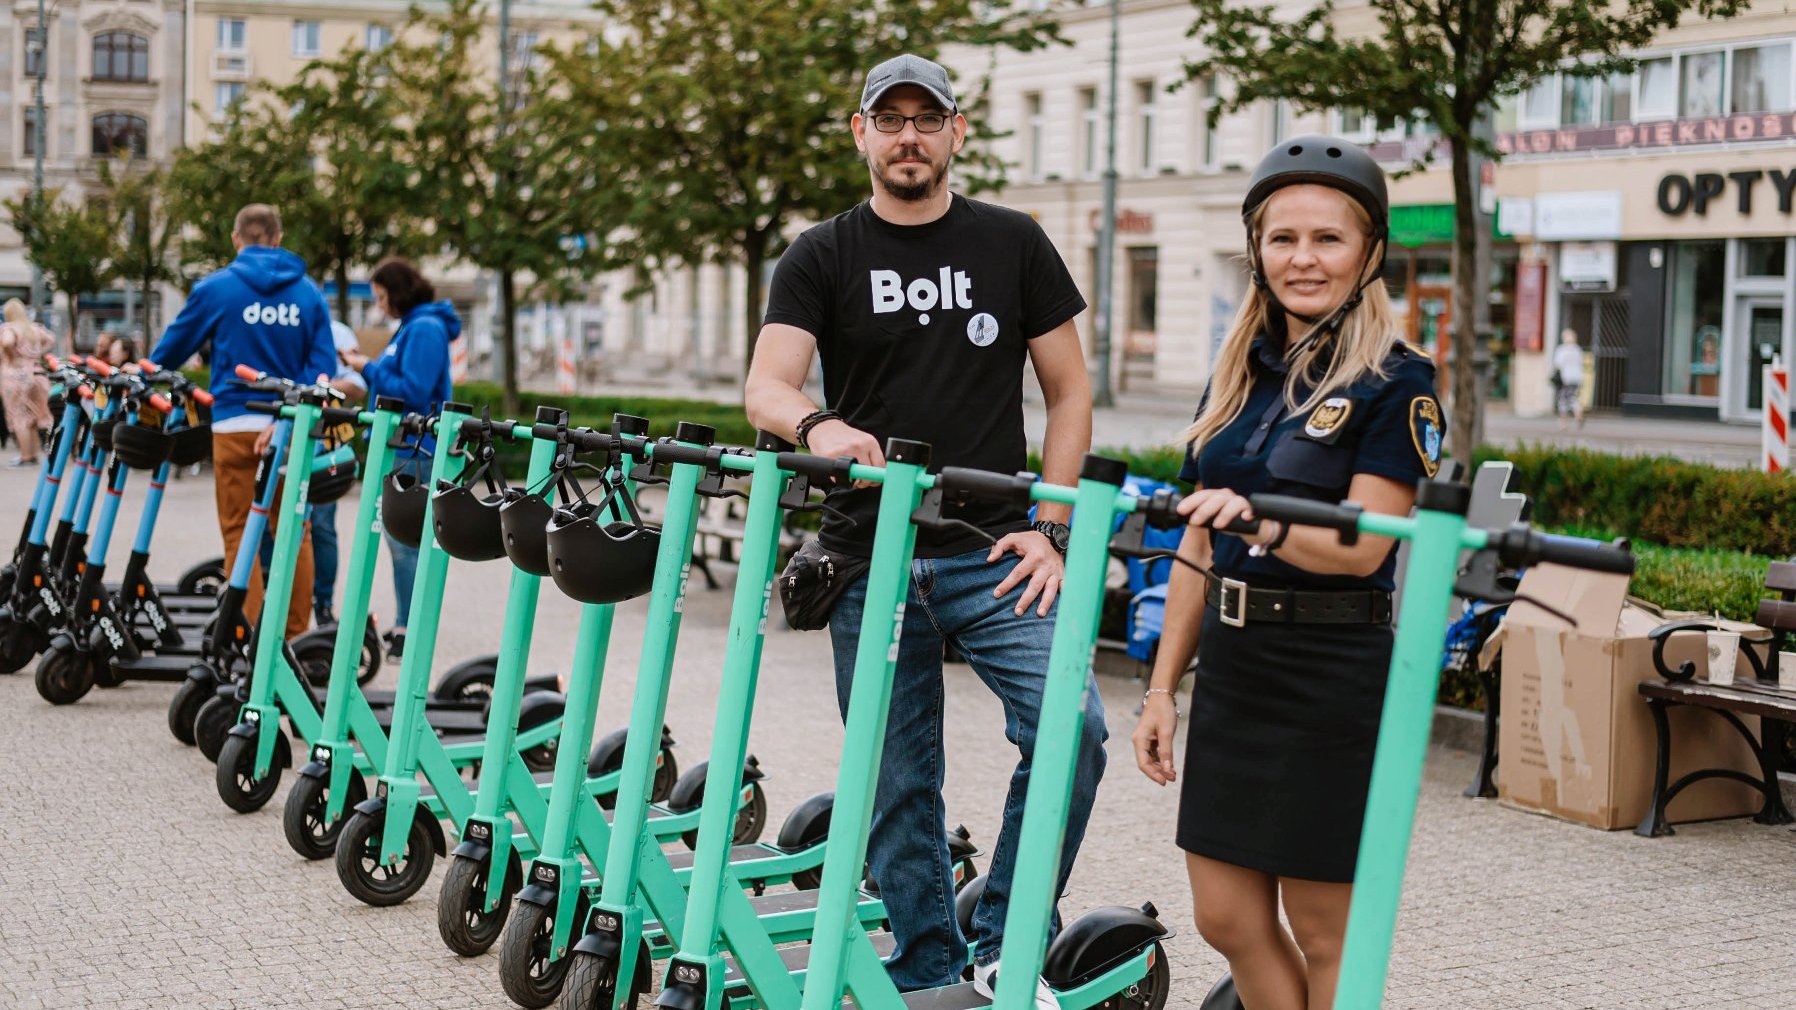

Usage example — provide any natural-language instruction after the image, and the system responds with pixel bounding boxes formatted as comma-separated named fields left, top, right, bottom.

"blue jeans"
left=827, top=548, right=1108, bottom=990
left=386, top=454, right=428, bottom=628
left=310, top=502, right=338, bottom=611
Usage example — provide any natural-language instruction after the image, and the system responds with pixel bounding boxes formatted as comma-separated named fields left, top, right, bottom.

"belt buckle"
left=1219, top=577, right=1248, bottom=628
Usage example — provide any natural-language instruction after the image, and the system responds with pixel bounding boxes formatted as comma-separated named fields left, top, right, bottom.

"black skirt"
left=1176, top=607, right=1394, bottom=883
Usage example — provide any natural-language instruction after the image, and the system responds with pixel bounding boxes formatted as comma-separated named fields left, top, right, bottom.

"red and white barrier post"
left=1764, top=355, right=1788, bottom=474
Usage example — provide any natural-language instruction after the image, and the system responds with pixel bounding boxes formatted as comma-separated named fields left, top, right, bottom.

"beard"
left=875, top=144, right=951, bottom=202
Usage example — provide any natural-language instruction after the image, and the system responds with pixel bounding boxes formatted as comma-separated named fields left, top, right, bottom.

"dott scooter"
left=499, top=419, right=802, bottom=1008
left=1187, top=485, right=1634, bottom=1010
left=587, top=434, right=983, bottom=1010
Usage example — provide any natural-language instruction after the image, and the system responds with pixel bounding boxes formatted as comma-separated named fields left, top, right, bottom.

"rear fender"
left=1041, top=903, right=1169, bottom=991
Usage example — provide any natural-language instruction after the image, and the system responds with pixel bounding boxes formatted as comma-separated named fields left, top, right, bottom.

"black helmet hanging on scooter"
left=499, top=488, right=555, bottom=577
left=168, top=424, right=212, bottom=466
left=1241, top=135, right=1391, bottom=337
left=381, top=468, right=429, bottom=549
left=432, top=476, right=507, bottom=562
left=111, top=420, right=174, bottom=470
left=306, top=455, right=359, bottom=505
left=543, top=420, right=667, bottom=605
left=91, top=415, right=119, bottom=454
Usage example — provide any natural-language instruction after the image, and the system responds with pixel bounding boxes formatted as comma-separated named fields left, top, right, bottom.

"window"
left=1337, top=108, right=1374, bottom=140
left=1680, top=50, right=1724, bottom=118
left=1195, top=74, right=1218, bottom=169
left=366, top=23, right=393, bottom=52
left=1520, top=76, right=1558, bottom=127
left=215, top=82, right=245, bottom=116
left=1135, top=80, right=1156, bottom=175
left=217, top=18, right=246, bottom=52
left=292, top=20, right=321, bottom=58
left=1559, top=71, right=1632, bottom=125
left=1023, top=92, right=1043, bottom=179
left=1079, top=87, right=1100, bottom=178
left=1740, top=238, right=1788, bottom=278
left=1127, top=246, right=1158, bottom=336
left=92, top=112, right=147, bottom=158
left=1637, top=57, right=1676, bottom=119
left=92, top=32, right=149, bottom=83
left=1269, top=99, right=1290, bottom=145
left=1731, top=43, right=1791, bottom=114
left=22, top=108, right=43, bottom=157
left=1606, top=72, right=1634, bottom=122
left=23, top=28, right=45, bottom=79
left=1664, top=240, right=1725, bottom=399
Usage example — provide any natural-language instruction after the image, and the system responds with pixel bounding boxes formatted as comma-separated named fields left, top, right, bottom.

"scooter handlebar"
left=233, top=363, right=265, bottom=382
left=1247, top=493, right=1363, bottom=539
left=191, top=388, right=215, bottom=407
left=1489, top=526, right=1635, bottom=575
left=44, top=353, right=61, bottom=371
left=86, top=357, right=114, bottom=377
left=934, top=466, right=1037, bottom=507
left=244, top=400, right=283, bottom=416
left=147, top=393, right=175, bottom=414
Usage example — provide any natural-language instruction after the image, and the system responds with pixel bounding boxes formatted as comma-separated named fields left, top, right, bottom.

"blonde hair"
left=2, top=298, right=27, bottom=328
left=1179, top=196, right=1401, bottom=452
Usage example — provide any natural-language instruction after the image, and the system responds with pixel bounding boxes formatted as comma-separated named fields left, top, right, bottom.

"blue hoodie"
left=361, top=300, right=457, bottom=418
left=150, top=246, right=337, bottom=423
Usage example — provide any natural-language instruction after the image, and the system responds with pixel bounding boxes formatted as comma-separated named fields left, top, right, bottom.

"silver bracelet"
left=1143, top=687, right=1181, bottom=718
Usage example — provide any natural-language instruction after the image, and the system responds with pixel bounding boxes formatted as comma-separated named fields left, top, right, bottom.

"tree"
left=3, top=187, right=116, bottom=347
left=163, top=48, right=414, bottom=318
left=557, top=0, right=1065, bottom=367
left=1184, top=0, right=1746, bottom=453
left=384, top=0, right=611, bottom=414
left=101, top=157, right=179, bottom=335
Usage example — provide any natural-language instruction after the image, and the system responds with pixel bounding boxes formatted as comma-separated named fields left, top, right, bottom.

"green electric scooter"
left=595, top=436, right=983, bottom=1010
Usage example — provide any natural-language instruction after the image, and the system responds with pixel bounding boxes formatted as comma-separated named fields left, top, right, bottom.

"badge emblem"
left=967, top=313, right=999, bottom=347
left=1410, top=396, right=1443, bottom=477
left=1303, top=397, right=1353, bottom=440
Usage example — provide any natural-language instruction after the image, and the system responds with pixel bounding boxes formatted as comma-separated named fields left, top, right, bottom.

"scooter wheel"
left=167, top=677, right=209, bottom=745
left=562, top=943, right=650, bottom=1010
left=335, top=806, right=436, bottom=907
left=35, top=645, right=95, bottom=705
left=1196, top=963, right=1237, bottom=1010
left=0, top=621, right=45, bottom=673
left=1124, top=942, right=1173, bottom=1010
left=683, top=780, right=768, bottom=850
left=93, top=657, right=125, bottom=689
left=438, top=851, right=518, bottom=957
left=176, top=558, right=228, bottom=597
left=282, top=770, right=367, bottom=860
left=500, top=898, right=583, bottom=1009
left=652, top=745, right=679, bottom=803
left=194, top=696, right=238, bottom=763
left=215, top=729, right=287, bottom=813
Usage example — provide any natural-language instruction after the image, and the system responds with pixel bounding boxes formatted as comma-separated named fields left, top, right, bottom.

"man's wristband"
left=796, top=409, right=840, bottom=449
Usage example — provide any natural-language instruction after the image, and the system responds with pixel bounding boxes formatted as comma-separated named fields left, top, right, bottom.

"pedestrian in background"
left=1553, top=327, right=1585, bottom=431
left=338, top=257, right=455, bottom=660
left=0, top=298, right=54, bottom=467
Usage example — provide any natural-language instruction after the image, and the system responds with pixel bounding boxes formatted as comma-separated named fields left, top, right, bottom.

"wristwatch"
left=1031, top=520, right=1071, bottom=554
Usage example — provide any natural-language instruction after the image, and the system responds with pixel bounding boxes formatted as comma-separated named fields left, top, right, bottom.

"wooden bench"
left=1634, top=560, right=1796, bottom=837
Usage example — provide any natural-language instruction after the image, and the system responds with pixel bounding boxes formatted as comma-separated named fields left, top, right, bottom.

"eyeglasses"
left=868, top=112, right=949, bottom=134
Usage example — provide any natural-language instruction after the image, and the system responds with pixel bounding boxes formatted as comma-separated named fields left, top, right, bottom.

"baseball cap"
left=860, top=54, right=957, bottom=113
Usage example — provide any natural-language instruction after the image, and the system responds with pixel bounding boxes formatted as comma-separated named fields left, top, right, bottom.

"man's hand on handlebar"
left=803, top=419, right=884, bottom=487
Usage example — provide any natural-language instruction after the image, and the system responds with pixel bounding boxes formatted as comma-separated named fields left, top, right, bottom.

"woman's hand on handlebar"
left=1177, top=488, right=1274, bottom=546
left=1131, top=695, right=1179, bottom=786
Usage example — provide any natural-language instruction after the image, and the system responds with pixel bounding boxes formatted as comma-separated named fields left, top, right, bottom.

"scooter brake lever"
left=910, top=488, right=998, bottom=545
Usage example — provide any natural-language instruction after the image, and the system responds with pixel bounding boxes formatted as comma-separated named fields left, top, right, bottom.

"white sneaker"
left=971, top=960, right=1059, bottom=1009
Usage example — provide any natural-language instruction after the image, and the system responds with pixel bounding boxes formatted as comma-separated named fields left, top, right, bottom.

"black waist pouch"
left=778, top=538, right=870, bottom=631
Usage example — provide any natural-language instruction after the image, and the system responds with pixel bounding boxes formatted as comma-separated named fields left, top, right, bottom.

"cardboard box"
left=1497, top=564, right=1765, bottom=830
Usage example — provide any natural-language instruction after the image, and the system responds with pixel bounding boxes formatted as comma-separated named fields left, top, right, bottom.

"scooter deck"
left=110, top=654, right=206, bottom=680
left=719, top=930, right=898, bottom=991
left=663, top=843, right=768, bottom=873
left=899, top=983, right=987, bottom=1009
left=645, top=885, right=831, bottom=934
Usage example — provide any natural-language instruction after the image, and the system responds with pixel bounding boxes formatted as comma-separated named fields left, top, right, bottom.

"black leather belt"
left=1205, top=576, right=1393, bottom=627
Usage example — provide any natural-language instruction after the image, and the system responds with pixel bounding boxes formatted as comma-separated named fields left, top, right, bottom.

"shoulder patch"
left=1409, top=396, right=1444, bottom=477
left=1303, top=396, right=1354, bottom=442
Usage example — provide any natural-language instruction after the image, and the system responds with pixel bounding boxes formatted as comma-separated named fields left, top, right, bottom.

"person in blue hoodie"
left=338, top=256, right=456, bottom=659
left=150, top=204, right=336, bottom=642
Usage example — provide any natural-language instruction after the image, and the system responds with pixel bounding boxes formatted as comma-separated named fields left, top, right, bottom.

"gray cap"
left=860, top=54, right=957, bottom=113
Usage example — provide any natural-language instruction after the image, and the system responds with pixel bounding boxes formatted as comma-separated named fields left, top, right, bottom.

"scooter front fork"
left=464, top=814, right=518, bottom=915
left=378, top=777, right=424, bottom=865
left=579, top=902, right=645, bottom=1010
left=313, top=742, right=359, bottom=825
left=244, top=704, right=284, bottom=778
left=529, top=856, right=590, bottom=961
left=658, top=952, right=727, bottom=1010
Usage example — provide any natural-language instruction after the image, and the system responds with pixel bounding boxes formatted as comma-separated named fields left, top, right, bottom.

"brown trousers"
left=213, top=431, right=313, bottom=640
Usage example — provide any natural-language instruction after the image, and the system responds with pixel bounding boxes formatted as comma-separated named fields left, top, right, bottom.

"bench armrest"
left=1648, top=619, right=1771, bottom=683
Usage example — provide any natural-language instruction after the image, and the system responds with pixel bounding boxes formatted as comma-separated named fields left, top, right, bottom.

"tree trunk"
left=499, top=267, right=520, bottom=417
left=68, top=293, right=80, bottom=354
left=1448, top=140, right=1484, bottom=457
left=742, top=237, right=765, bottom=377
left=333, top=260, right=351, bottom=323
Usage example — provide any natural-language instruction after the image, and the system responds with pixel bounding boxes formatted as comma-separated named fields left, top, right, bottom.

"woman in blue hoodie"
left=340, top=257, right=456, bottom=659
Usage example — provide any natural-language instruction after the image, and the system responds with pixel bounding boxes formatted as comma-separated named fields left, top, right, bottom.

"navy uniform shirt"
left=1178, top=332, right=1445, bottom=593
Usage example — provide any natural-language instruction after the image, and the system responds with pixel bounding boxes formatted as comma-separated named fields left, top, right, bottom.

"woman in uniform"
left=1130, top=137, right=1446, bottom=1010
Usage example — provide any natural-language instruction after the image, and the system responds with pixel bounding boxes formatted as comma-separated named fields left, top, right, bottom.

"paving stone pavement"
left=1, top=469, right=1792, bottom=1010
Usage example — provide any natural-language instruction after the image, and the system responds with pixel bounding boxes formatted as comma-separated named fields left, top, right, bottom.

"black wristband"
left=796, top=409, right=840, bottom=449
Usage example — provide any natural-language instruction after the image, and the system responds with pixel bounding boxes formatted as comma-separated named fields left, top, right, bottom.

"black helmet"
left=544, top=464, right=661, bottom=604
left=112, top=421, right=174, bottom=471
left=432, top=477, right=506, bottom=562
left=1242, top=134, right=1389, bottom=231
left=381, top=468, right=429, bottom=549
left=499, top=487, right=555, bottom=577
left=168, top=424, right=212, bottom=466
left=306, top=457, right=359, bottom=505
left=91, top=415, right=119, bottom=454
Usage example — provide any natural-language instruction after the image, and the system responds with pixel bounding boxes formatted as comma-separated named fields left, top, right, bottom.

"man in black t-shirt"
left=745, top=53, right=1104, bottom=1007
